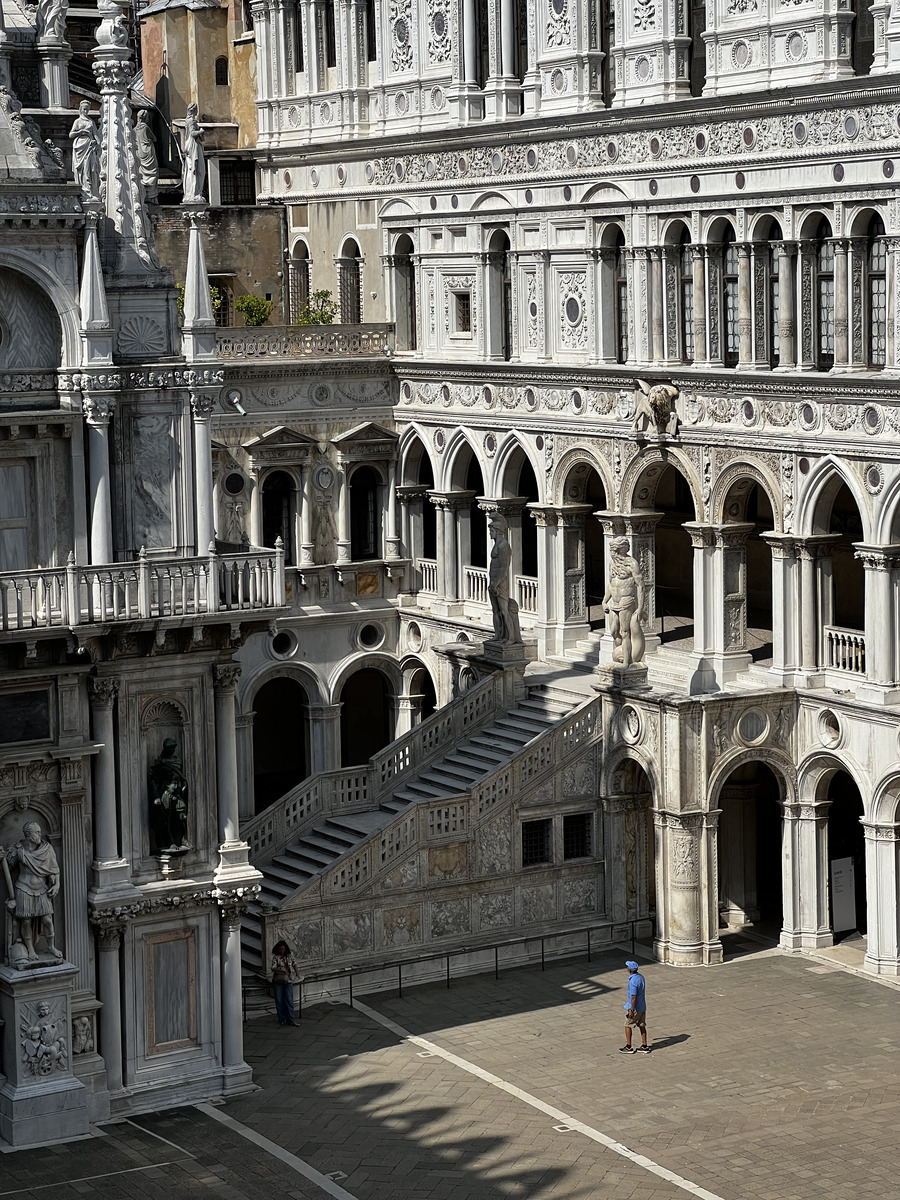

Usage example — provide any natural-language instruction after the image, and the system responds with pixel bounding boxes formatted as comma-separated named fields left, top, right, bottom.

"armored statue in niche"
left=486, top=513, right=522, bottom=645
left=181, top=103, right=206, bottom=202
left=69, top=101, right=101, bottom=201
left=148, top=738, right=190, bottom=854
left=603, top=536, right=646, bottom=667
left=0, top=820, right=63, bottom=967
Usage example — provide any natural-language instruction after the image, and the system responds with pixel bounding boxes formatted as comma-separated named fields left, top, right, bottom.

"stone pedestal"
left=0, top=962, right=88, bottom=1147
left=595, top=663, right=650, bottom=692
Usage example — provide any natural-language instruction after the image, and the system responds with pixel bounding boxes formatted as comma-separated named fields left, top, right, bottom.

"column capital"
left=557, top=503, right=595, bottom=528
left=759, top=532, right=798, bottom=560
left=477, top=495, right=528, bottom=517
left=794, top=533, right=841, bottom=561
left=595, top=509, right=664, bottom=537
left=88, top=676, right=120, bottom=707
left=214, top=662, right=242, bottom=692
left=526, top=503, right=560, bottom=528
left=396, top=485, right=428, bottom=505
left=83, top=394, right=116, bottom=425
left=95, top=922, right=124, bottom=951
left=190, top=389, right=219, bottom=419
left=711, top=521, right=756, bottom=549
left=861, top=821, right=900, bottom=841
left=853, top=542, right=900, bottom=571
left=429, top=490, right=475, bottom=512
left=772, top=240, right=798, bottom=257
left=682, top=521, right=717, bottom=550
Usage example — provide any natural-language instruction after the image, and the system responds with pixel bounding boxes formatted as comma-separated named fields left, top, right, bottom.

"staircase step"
left=395, top=779, right=452, bottom=800
left=519, top=696, right=571, bottom=717
left=323, top=812, right=386, bottom=838
left=267, top=860, right=318, bottom=885
left=497, top=710, right=552, bottom=733
left=469, top=730, right=527, bottom=752
left=418, top=764, right=483, bottom=789
left=277, top=842, right=336, bottom=867
left=302, top=829, right=359, bottom=854
left=443, top=751, right=497, bottom=775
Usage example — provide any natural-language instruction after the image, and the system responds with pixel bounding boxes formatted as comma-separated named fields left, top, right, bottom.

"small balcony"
left=824, top=625, right=866, bottom=675
left=0, top=545, right=286, bottom=639
left=215, top=323, right=394, bottom=361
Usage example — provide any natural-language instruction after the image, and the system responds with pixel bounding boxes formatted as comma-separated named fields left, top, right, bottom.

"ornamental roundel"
left=431, top=88, right=445, bottom=111
left=731, top=41, right=751, bottom=69
left=865, top=464, right=884, bottom=495
left=818, top=709, right=842, bottom=749
left=434, top=429, right=446, bottom=453
left=551, top=68, right=567, bottom=94
left=484, top=432, right=497, bottom=457
left=863, top=405, right=884, bottom=436
left=785, top=32, right=806, bottom=62
left=619, top=704, right=642, bottom=745
left=798, top=401, right=818, bottom=431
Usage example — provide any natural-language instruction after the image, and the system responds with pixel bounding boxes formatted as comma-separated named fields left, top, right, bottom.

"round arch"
left=707, top=746, right=796, bottom=808
left=470, top=191, right=515, bottom=212
left=328, top=651, right=404, bottom=706
left=334, top=657, right=400, bottom=766
left=701, top=214, right=737, bottom=244
left=551, top=447, right=614, bottom=508
left=239, top=658, right=328, bottom=712
left=797, top=750, right=868, bottom=807
left=249, top=672, right=313, bottom=812
left=0, top=255, right=75, bottom=369
left=746, top=212, right=784, bottom=241
left=597, top=219, right=627, bottom=248
left=796, top=209, right=834, bottom=240
left=621, top=447, right=702, bottom=518
left=580, top=181, right=631, bottom=204
left=600, top=745, right=660, bottom=800
left=660, top=216, right=691, bottom=246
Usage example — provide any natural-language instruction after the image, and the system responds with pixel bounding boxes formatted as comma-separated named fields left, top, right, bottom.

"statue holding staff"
left=1, top=821, right=63, bottom=965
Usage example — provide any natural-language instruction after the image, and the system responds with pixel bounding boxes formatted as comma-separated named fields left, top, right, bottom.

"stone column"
left=761, top=533, right=799, bottom=684
left=775, top=241, right=797, bottom=370
left=335, top=469, right=351, bottom=563
left=797, top=241, right=817, bottom=370
left=83, top=395, right=116, bottom=565
left=737, top=243, right=753, bottom=368
left=95, top=923, right=123, bottom=1092
left=88, top=677, right=122, bottom=870
left=832, top=239, right=850, bottom=369
left=214, top=664, right=253, bottom=883
left=299, top=463, right=315, bottom=564
left=863, top=822, right=900, bottom=975
left=780, top=802, right=832, bottom=951
left=656, top=810, right=723, bottom=966
left=707, top=523, right=755, bottom=687
left=527, top=505, right=561, bottom=658
left=681, top=523, right=717, bottom=694
left=59, top=776, right=91, bottom=991
left=218, top=900, right=250, bottom=1083
left=385, top=460, right=400, bottom=559
left=650, top=248, right=665, bottom=364
left=794, top=535, right=840, bottom=676
left=37, top=34, right=73, bottom=111
left=692, top=247, right=707, bottom=364
left=191, top=390, right=217, bottom=555
left=307, top=702, right=343, bottom=773
left=428, top=493, right=467, bottom=613
left=705, top=247, right=723, bottom=367
left=855, top=545, right=900, bottom=703
left=462, top=0, right=478, bottom=81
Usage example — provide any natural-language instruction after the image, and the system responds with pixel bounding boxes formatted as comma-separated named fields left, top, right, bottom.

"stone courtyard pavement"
left=3, top=945, right=899, bottom=1199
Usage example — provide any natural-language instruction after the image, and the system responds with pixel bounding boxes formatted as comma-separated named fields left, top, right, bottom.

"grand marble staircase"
left=240, top=670, right=590, bottom=978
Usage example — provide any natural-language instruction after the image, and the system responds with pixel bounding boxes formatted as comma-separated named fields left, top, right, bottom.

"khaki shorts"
left=625, top=1010, right=646, bottom=1029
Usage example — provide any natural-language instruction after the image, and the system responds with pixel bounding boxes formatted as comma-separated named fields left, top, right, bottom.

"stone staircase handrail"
left=314, top=691, right=603, bottom=901
left=0, top=545, right=285, bottom=633
left=241, top=673, right=506, bottom=864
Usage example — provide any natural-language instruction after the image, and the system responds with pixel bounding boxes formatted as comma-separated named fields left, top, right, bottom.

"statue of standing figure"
left=1, top=821, right=63, bottom=966
left=181, top=103, right=206, bottom=202
left=135, top=111, right=159, bottom=203
left=148, top=738, right=190, bottom=854
left=487, top=512, right=522, bottom=646
left=603, top=536, right=647, bottom=667
left=69, top=101, right=102, bottom=201
left=35, top=0, right=69, bottom=40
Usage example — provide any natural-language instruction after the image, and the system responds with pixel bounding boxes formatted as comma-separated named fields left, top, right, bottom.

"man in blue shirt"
left=620, top=960, right=650, bottom=1053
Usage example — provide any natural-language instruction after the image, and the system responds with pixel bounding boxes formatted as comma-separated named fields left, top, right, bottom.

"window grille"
left=868, top=219, right=887, bottom=368
left=522, top=818, right=552, bottom=866
left=723, top=235, right=739, bottom=367
left=563, top=813, right=592, bottom=860
left=817, top=237, right=835, bottom=369
left=679, top=239, right=694, bottom=362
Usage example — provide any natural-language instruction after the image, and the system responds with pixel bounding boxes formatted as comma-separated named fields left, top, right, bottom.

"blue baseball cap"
left=625, top=961, right=639, bottom=970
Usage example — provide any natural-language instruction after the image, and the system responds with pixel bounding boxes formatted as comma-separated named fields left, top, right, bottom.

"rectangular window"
left=147, top=931, right=197, bottom=1054
left=0, top=461, right=29, bottom=571
left=219, top=161, right=256, bottom=206
left=454, top=291, right=472, bottom=334
left=563, top=813, right=592, bottom=860
left=522, top=818, right=551, bottom=867
left=616, top=279, right=628, bottom=363
left=681, top=277, right=694, bottom=361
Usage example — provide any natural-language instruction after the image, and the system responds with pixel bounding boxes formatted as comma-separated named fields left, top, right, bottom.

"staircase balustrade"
left=0, top=544, right=285, bottom=633
left=242, top=673, right=507, bottom=865
left=317, top=692, right=602, bottom=898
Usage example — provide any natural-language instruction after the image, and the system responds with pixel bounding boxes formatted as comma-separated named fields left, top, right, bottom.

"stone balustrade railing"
left=464, top=566, right=489, bottom=604
left=242, top=672, right=507, bottom=865
left=0, top=544, right=285, bottom=633
left=418, top=558, right=438, bottom=593
left=515, top=575, right=539, bottom=614
left=215, top=323, right=394, bottom=360
left=824, top=625, right=866, bottom=674
left=319, top=691, right=602, bottom=899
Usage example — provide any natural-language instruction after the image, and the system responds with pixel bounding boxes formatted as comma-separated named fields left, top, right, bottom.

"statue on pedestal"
left=148, top=738, right=190, bottom=854
left=135, top=111, right=159, bottom=203
left=487, top=512, right=522, bottom=646
left=181, top=103, right=206, bottom=202
left=0, top=821, right=63, bottom=966
left=35, top=0, right=69, bottom=40
left=603, top=536, right=646, bottom=667
left=69, top=101, right=102, bottom=201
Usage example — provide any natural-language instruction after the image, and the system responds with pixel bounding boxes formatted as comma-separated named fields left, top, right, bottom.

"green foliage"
left=175, top=283, right=227, bottom=324
left=293, top=289, right=339, bottom=326
left=234, top=293, right=274, bottom=327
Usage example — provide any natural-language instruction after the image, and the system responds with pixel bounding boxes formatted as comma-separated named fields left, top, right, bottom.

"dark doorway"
left=340, top=668, right=393, bottom=766
left=252, top=678, right=309, bottom=812
left=350, top=466, right=380, bottom=561
left=409, top=667, right=437, bottom=723
left=827, top=771, right=867, bottom=936
left=262, top=471, right=295, bottom=564
left=719, top=761, right=783, bottom=931
left=654, top=465, right=695, bottom=638
left=585, top=470, right=607, bottom=625
left=465, top=456, right=487, bottom=569
left=829, top=482, right=865, bottom=631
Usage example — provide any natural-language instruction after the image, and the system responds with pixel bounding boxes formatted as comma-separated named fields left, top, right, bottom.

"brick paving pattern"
left=2, top=947, right=899, bottom=1198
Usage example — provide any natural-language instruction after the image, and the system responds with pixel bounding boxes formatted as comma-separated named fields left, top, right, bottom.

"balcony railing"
left=824, top=625, right=866, bottom=674
left=515, top=575, right=538, bottom=614
left=418, top=558, right=438, bottom=594
left=464, top=566, right=489, bottom=604
left=215, top=323, right=394, bottom=360
left=0, top=544, right=285, bottom=633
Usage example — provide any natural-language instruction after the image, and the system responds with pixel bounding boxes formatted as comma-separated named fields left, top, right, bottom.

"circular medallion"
left=735, top=171, right=745, bottom=190
left=649, top=179, right=659, bottom=196
left=690, top=175, right=701, bottom=193
left=833, top=163, right=845, bottom=182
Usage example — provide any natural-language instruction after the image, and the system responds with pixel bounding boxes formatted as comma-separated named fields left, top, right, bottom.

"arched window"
left=262, top=471, right=296, bottom=565
left=350, top=466, right=381, bottom=560
left=295, top=2, right=305, bottom=72
left=867, top=215, right=887, bottom=369
left=394, top=235, right=417, bottom=351
left=339, top=239, right=362, bottom=324
left=722, top=229, right=739, bottom=368
left=679, top=231, right=694, bottom=363
left=614, top=231, right=628, bottom=364
left=289, top=242, right=310, bottom=324
left=815, top=223, right=835, bottom=370
left=215, top=57, right=229, bottom=86
left=487, top=230, right=511, bottom=360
